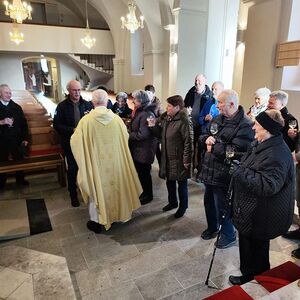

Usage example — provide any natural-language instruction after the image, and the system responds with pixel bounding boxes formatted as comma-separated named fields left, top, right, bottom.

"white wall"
left=0, top=22, right=114, bottom=55
left=0, top=54, right=25, bottom=89
left=0, top=52, right=89, bottom=101
left=205, top=0, right=239, bottom=88
left=240, top=0, right=282, bottom=110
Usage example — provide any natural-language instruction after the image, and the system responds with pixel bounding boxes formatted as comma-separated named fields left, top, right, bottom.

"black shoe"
left=140, top=196, right=153, bottom=205
left=71, top=197, right=80, bottom=207
left=87, top=220, right=102, bottom=234
left=282, top=228, right=300, bottom=240
left=162, top=203, right=178, bottom=211
left=201, top=229, right=218, bottom=240
left=16, top=179, right=29, bottom=186
left=291, top=247, right=300, bottom=259
left=229, top=274, right=254, bottom=285
left=174, top=209, right=186, bottom=218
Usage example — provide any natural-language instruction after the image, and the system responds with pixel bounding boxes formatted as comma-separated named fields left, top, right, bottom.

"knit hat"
left=255, top=111, right=283, bottom=135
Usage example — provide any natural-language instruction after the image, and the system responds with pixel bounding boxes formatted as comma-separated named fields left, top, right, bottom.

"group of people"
left=1, top=75, right=300, bottom=287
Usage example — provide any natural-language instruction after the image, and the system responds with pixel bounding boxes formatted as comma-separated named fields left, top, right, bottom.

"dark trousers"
left=204, top=184, right=235, bottom=239
left=0, top=142, right=25, bottom=186
left=65, top=150, right=78, bottom=200
left=239, top=233, right=270, bottom=276
left=134, top=161, right=153, bottom=198
left=166, top=179, right=188, bottom=210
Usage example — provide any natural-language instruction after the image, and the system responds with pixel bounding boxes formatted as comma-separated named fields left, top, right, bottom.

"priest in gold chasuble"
left=71, top=89, right=141, bottom=232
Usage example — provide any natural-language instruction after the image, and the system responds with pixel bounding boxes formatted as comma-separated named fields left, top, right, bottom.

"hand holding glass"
left=289, top=120, right=297, bottom=130
left=210, top=123, right=218, bottom=136
left=226, top=145, right=235, bottom=159
left=147, top=115, right=156, bottom=127
left=8, top=117, right=14, bottom=127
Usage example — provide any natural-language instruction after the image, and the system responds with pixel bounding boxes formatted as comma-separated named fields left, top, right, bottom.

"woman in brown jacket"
left=149, top=95, right=193, bottom=218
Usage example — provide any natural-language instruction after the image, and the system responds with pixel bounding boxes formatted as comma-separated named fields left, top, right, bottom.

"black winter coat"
left=0, top=100, right=29, bottom=154
left=129, top=103, right=158, bottom=164
left=280, top=107, right=298, bottom=152
left=199, top=106, right=254, bottom=187
left=231, top=135, right=294, bottom=240
left=53, top=96, right=93, bottom=151
left=184, top=85, right=213, bottom=109
left=152, top=109, right=193, bottom=181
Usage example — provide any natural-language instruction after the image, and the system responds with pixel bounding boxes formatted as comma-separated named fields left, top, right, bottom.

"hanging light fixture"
left=3, top=0, right=32, bottom=24
left=121, top=0, right=144, bottom=34
left=9, top=22, right=24, bottom=45
left=81, top=0, right=96, bottom=49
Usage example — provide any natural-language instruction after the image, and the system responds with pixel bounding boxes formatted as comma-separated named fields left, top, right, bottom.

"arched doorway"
left=21, top=56, right=60, bottom=101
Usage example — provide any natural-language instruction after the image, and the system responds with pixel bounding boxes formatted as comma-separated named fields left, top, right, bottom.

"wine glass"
left=147, top=115, right=155, bottom=127
left=289, top=120, right=297, bottom=130
left=210, top=122, right=218, bottom=136
left=8, top=117, right=14, bottom=128
left=226, top=145, right=235, bottom=159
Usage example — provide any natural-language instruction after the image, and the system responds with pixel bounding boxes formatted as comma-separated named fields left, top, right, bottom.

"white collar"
left=0, top=100, right=10, bottom=106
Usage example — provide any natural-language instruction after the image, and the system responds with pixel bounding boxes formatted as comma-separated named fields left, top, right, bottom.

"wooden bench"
left=0, top=154, right=66, bottom=187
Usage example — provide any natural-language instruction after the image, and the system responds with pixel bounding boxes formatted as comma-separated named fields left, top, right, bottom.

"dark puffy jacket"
left=199, top=106, right=254, bottom=187
left=232, top=135, right=295, bottom=240
left=152, top=108, right=193, bottom=181
left=184, top=85, right=213, bottom=109
left=129, top=103, right=158, bottom=164
left=53, top=96, right=93, bottom=151
left=280, top=107, right=298, bottom=152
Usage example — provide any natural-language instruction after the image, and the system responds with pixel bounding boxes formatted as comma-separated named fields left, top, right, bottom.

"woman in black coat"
left=228, top=109, right=295, bottom=285
left=129, top=90, right=157, bottom=205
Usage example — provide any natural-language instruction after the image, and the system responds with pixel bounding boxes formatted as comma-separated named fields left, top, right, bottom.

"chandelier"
left=9, top=22, right=24, bottom=45
left=81, top=0, right=96, bottom=49
left=3, top=0, right=32, bottom=24
left=121, top=0, right=144, bottom=34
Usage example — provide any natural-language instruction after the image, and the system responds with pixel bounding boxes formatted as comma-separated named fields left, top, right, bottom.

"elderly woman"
left=149, top=95, right=193, bottom=218
left=112, top=92, right=132, bottom=118
left=228, top=109, right=295, bottom=285
left=247, top=87, right=271, bottom=119
left=129, top=90, right=157, bottom=205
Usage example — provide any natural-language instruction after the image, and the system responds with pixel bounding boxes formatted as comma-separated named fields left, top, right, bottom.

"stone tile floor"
left=0, top=165, right=299, bottom=299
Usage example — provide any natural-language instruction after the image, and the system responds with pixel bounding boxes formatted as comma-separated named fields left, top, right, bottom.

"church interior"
left=0, top=0, right=300, bottom=299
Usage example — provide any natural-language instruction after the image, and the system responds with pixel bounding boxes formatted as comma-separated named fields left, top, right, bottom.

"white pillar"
left=113, top=58, right=125, bottom=93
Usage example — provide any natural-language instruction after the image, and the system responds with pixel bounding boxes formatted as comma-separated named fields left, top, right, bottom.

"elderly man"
left=70, top=89, right=141, bottom=232
left=53, top=80, right=93, bottom=207
left=199, top=89, right=254, bottom=248
left=184, top=74, right=213, bottom=177
left=267, top=90, right=298, bottom=152
left=0, top=84, right=29, bottom=189
left=268, top=91, right=300, bottom=242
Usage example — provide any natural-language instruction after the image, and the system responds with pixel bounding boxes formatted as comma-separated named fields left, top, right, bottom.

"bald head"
left=67, top=80, right=81, bottom=102
left=195, top=73, right=206, bottom=93
left=92, top=89, right=108, bottom=107
left=0, top=84, right=12, bottom=102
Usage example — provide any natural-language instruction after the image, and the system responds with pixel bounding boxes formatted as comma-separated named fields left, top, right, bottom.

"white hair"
left=222, top=89, right=239, bottom=107
left=92, top=89, right=108, bottom=106
left=255, top=87, right=271, bottom=104
left=270, top=90, right=289, bottom=107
